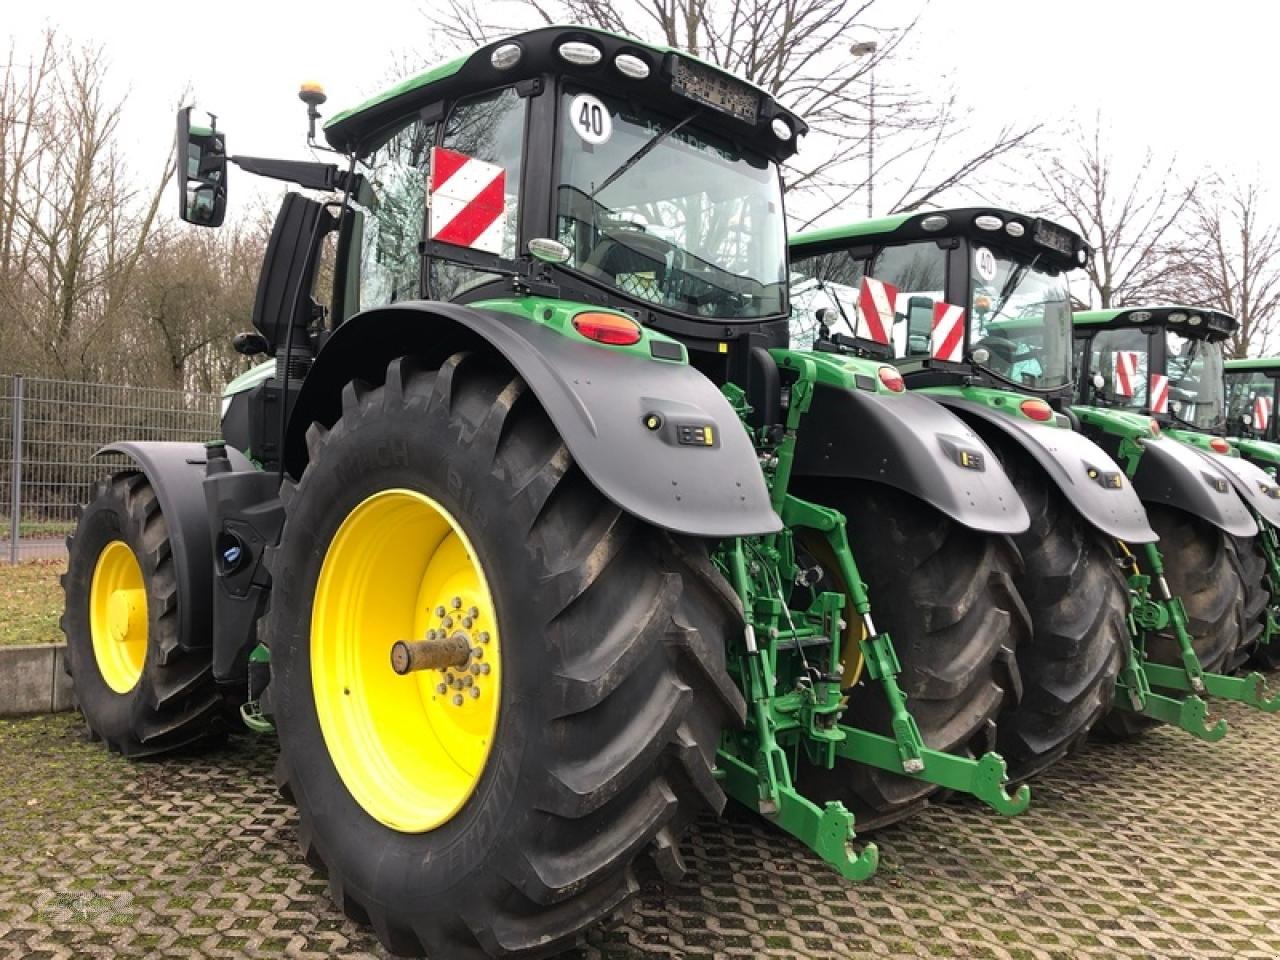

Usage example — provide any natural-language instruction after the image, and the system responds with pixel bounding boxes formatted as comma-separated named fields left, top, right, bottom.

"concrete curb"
left=0, top=643, right=75, bottom=717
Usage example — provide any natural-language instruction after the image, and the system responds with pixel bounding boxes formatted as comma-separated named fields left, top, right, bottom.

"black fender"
left=287, top=301, right=781, bottom=538
left=1185, top=445, right=1280, bottom=530
left=1130, top=437, right=1257, bottom=538
left=934, top=396, right=1158, bottom=543
left=793, top=383, right=1030, bottom=535
left=95, top=442, right=254, bottom=652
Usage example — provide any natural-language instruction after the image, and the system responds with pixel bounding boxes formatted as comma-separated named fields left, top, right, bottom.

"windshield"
left=1166, top=332, right=1225, bottom=430
left=969, top=245, right=1073, bottom=390
left=556, top=86, right=787, bottom=319
left=1226, top=368, right=1276, bottom=437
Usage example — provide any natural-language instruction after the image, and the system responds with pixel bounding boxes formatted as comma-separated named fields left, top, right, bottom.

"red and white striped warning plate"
left=931, top=302, right=965, bottom=363
left=1256, top=396, right=1273, bottom=432
left=1113, top=351, right=1140, bottom=397
left=428, top=147, right=506, bottom=254
left=1149, top=373, right=1169, bottom=414
left=856, top=276, right=898, bottom=345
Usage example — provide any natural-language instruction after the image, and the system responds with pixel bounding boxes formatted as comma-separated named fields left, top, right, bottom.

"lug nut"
left=479, top=631, right=490, bottom=644
left=444, top=672, right=454, bottom=684
left=467, top=606, right=479, bottom=619
left=463, top=675, right=473, bottom=687
left=474, top=648, right=484, bottom=660
left=435, top=605, right=446, bottom=618
left=436, top=683, right=447, bottom=695
left=451, top=596, right=462, bottom=609
left=471, top=664, right=482, bottom=675
left=469, top=687, right=481, bottom=699
left=462, top=617, right=474, bottom=629
left=480, top=663, right=491, bottom=675
left=452, top=694, right=464, bottom=706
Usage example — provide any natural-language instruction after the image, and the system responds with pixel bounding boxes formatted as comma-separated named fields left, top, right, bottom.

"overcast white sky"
left=6, top=0, right=1279, bottom=220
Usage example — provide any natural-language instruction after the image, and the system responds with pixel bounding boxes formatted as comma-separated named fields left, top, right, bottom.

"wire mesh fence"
left=1, top=375, right=221, bottom=564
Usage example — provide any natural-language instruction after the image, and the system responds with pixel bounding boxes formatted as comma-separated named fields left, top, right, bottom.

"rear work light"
left=1149, top=419, right=1161, bottom=436
left=1209, top=437, right=1231, bottom=454
left=1020, top=398, right=1054, bottom=422
left=572, top=311, right=642, bottom=346
left=877, top=365, right=905, bottom=392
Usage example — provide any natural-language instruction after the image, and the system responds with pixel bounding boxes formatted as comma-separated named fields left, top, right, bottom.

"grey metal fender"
left=288, top=302, right=781, bottom=539
left=793, top=383, right=1029, bottom=535
left=95, top=442, right=254, bottom=651
left=1131, top=437, right=1257, bottom=538
left=934, top=396, right=1158, bottom=543
left=1185, top=445, right=1280, bottom=529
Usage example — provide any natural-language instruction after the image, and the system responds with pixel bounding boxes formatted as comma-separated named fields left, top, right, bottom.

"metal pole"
left=8, top=376, right=23, bottom=565
left=867, top=70, right=875, bottom=218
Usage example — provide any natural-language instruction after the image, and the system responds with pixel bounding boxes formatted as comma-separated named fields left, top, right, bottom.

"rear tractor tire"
left=1233, top=534, right=1277, bottom=671
left=61, top=472, right=223, bottom=756
left=991, top=443, right=1128, bottom=765
left=264, top=351, right=744, bottom=959
left=795, top=482, right=1028, bottom=831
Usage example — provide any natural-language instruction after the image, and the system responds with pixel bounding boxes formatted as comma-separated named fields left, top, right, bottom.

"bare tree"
left=422, top=0, right=1039, bottom=220
left=1033, top=117, right=1196, bottom=309
left=1160, top=181, right=1280, bottom=358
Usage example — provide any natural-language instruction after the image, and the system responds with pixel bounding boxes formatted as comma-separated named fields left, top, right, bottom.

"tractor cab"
left=180, top=24, right=806, bottom=419
left=1225, top=357, right=1280, bottom=442
left=1072, top=306, right=1236, bottom=439
left=789, top=208, right=1089, bottom=403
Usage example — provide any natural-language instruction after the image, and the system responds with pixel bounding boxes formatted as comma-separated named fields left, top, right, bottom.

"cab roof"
left=790, top=207, right=1090, bottom=274
left=1074, top=305, right=1237, bottom=341
left=323, top=25, right=805, bottom=157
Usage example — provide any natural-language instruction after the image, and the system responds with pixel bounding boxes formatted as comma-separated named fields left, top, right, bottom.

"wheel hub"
left=88, top=540, right=148, bottom=694
left=311, top=489, right=502, bottom=834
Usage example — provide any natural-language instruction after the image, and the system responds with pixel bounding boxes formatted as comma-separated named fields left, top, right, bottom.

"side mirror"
left=177, top=106, right=228, bottom=227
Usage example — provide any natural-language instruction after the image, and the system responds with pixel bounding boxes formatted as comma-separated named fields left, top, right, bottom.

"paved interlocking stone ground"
left=2, top=702, right=1280, bottom=959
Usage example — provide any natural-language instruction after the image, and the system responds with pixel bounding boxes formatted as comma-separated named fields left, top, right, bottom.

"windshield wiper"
left=590, top=112, right=699, bottom=199
left=986, top=253, right=1040, bottom=323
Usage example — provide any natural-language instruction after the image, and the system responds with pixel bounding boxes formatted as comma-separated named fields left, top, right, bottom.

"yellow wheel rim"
left=311, top=488, right=502, bottom=833
left=89, top=540, right=148, bottom=694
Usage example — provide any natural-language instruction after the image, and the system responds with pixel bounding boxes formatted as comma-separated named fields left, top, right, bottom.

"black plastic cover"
left=1181, top=444, right=1280, bottom=530
left=935, top=396, right=1158, bottom=543
left=1130, top=436, right=1256, bottom=537
left=288, top=302, right=782, bottom=538
left=793, top=384, right=1030, bottom=535
left=94, top=442, right=254, bottom=651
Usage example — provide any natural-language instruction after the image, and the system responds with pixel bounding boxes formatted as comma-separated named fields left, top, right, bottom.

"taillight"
left=878, top=365, right=905, bottom=392
left=572, top=311, right=641, bottom=346
left=1020, top=399, right=1053, bottom=422
left=1210, top=437, right=1231, bottom=454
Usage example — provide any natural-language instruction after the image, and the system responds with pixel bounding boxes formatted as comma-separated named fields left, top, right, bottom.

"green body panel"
left=769, top=347, right=900, bottom=396
left=1226, top=357, right=1280, bottom=373
left=919, top=383, right=1066, bottom=427
left=223, top=360, right=274, bottom=399
left=1166, top=426, right=1238, bottom=457
left=1233, top=436, right=1280, bottom=471
left=470, top=296, right=686, bottom=363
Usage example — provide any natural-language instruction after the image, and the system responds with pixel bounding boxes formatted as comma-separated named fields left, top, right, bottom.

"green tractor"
left=61, top=27, right=1043, bottom=957
left=1225, top=357, right=1280, bottom=472
left=1074, top=309, right=1280, bottom=677
left=789, top=208, right=1273, bottom=750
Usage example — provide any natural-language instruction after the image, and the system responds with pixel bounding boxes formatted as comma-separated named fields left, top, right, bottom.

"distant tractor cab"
left=1226, top=356, right=1280, bottom=454
left=1075, top=308, right=1280, bottom=673
left=59, top=27, right=1053, bottom=958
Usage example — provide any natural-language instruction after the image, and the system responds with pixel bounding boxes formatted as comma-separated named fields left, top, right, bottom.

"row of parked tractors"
left=58, top=24, right=1280, bottom=958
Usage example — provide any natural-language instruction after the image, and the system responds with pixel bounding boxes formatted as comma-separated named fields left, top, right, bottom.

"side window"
left=359, top=119, right=435, bottom=309
left=428, top=86, right=526, bottom=301
left=1089, top=328, right=1149, bottom=409
left=789, top=251, right=866, bottom=348
left=867, top=244, right=946, bottom=357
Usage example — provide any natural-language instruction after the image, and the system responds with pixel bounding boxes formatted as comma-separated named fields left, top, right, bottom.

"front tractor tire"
left=264, top=352, right=744, bottom=959
left=61, top=473, right=223, bottom=755
left=796, top=482, right=1028, bottom=831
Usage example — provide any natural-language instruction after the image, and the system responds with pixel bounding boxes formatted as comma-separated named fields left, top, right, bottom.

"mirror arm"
left=230, top=155, right=356, bottom=192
